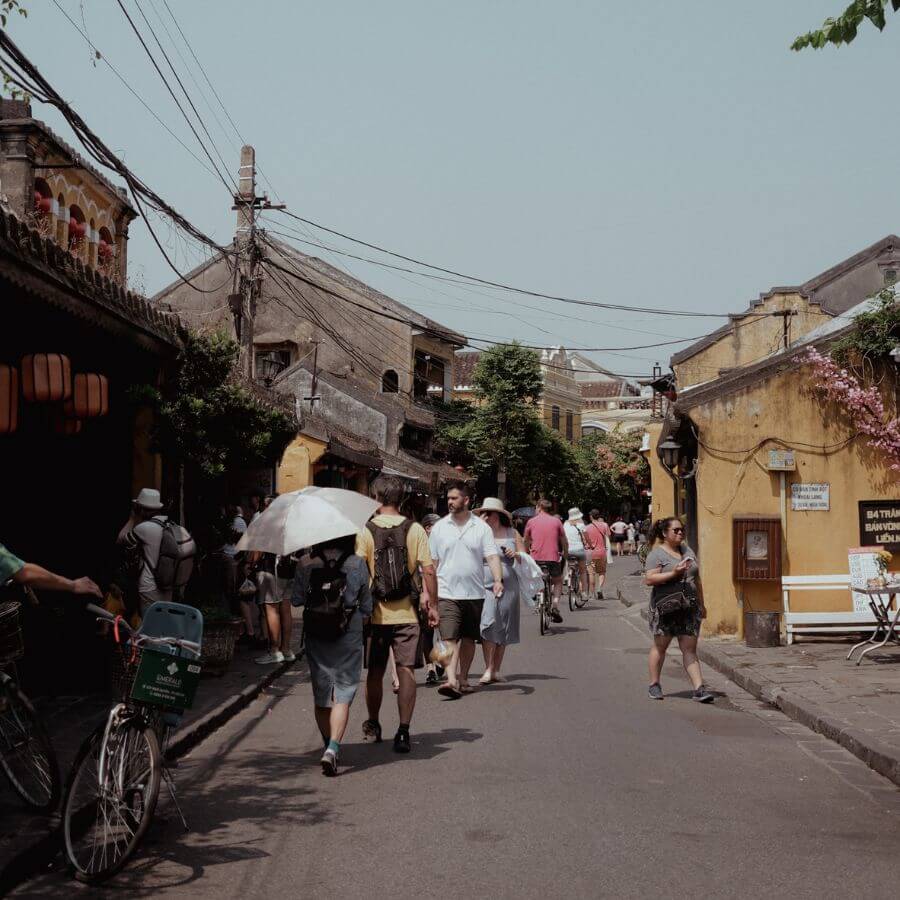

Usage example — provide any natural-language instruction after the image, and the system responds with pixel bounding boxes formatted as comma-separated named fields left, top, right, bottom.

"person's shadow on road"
left=334, top=727, right=483, bottom=775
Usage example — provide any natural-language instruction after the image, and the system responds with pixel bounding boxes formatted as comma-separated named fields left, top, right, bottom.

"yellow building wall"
left=675, top=293, right=832, bottom=390
left=276, top=433, right=327, bottom=493
left=687, top=366, right=898, bottom=636
left=644, top=421, right=675, bottom=524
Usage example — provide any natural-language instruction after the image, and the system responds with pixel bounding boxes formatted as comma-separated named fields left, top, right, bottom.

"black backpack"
left=366, top=519, right=414, bottom=602
left=303, top=550, right=356, bottom=641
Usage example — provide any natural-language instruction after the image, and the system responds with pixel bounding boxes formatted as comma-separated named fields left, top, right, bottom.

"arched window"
left=381, top=369, right=399, bottom=393
left=68, top=205, right=86, bottom=255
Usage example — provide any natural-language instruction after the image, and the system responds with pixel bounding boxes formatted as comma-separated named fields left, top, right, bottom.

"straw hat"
left=473, top=497, right=512, bottom=524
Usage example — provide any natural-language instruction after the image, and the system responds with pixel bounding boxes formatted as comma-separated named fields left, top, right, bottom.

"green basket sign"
left=130, top=648, right=201, bottom=710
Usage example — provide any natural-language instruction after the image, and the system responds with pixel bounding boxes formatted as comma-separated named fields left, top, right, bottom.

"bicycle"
left=61, top=601, right=203, bottom=884
left=0, top=597, right=61, bottom=813
left=536, top=564, right=554, bottom=635
left=565, top=558, right=590, bottom=611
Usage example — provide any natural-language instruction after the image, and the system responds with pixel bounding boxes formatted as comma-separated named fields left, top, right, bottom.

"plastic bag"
left=514, top=555, right=544, bottom=608
left=238, top=577, right=257, bottom=598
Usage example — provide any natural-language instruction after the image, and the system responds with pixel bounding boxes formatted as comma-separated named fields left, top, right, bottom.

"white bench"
left=781, top=574, right=880, bottom=644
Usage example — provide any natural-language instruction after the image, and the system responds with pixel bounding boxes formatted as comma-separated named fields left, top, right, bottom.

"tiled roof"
left=454, top=350, right=480, bottom=388
left=580, top=380, right=626, bottom=399
left=0, top=206, right=180, bottom=346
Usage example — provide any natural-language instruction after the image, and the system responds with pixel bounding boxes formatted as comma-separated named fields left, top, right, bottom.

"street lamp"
left=658, top=437, right=681, bottom=470
left=256, top=352, right=286, bottom=386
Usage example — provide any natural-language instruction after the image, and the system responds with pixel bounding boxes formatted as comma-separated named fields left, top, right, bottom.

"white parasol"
left=235, top=486, right=378, bottom=556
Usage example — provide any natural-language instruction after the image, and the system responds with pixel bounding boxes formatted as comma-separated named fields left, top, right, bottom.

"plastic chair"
left=138, top=601, right=203, bottom=661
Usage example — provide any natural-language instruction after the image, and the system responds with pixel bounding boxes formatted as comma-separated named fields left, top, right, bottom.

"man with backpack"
left=356, top=475, right=438, bottom=754
left=122, top=488, right=196, bottom=613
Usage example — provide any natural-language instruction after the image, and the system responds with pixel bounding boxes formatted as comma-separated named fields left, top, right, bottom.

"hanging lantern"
left=21, top=353, right=72, bottom=403
left=68, top=218, right=86, bottom=242
left=34, top=191, right=52, bottom=215
left=0, top=364, right=18, bottom=434
left=97, top=240, right=113, bottom=263
left=53, top=416, right=82, bottom=436
left=64, top=373, right=108, bottom=418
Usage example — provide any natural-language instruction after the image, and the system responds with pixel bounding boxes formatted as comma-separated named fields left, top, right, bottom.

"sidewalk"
left=0, top=622, right=304, bottom=893
left=617, top=574, right=900, bottom=788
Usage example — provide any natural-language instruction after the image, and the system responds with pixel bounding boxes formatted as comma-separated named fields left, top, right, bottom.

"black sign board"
left=859, top=501, right=900, bottom=551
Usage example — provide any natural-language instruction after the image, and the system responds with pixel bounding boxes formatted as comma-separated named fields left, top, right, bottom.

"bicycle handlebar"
left=85, top=603, right=201, bottom=653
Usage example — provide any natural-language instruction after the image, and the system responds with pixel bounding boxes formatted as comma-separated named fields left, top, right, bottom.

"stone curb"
left=616, top=581, right=900, bottom=789
left=697, top=643, right=900, bottom=788
left=0, top=657, right=301, bottom=896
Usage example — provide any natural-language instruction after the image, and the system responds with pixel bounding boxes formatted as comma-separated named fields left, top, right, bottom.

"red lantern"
left=21, top=353, right=72, bottom=403
left=68, top=218, right=85, bottom=241
left=64, top=373, right=108, bottom=418
left=97, top=240, right=112, bottom=262
left=53, top=416, right=82, bottom=436
left=0, top=364, right=18, bottom=434
left=34, top=191, right=52, bottom=215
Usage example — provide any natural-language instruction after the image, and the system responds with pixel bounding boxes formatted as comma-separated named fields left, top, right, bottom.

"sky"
left=9, top=2, right=900, bottom=375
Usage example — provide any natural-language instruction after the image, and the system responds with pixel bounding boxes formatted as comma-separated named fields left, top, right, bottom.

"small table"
left=847, top=585, right=900, bottom=665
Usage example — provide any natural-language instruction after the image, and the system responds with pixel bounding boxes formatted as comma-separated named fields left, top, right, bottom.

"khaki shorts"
left=591, top=556, right=607, bottom=576
left=367, top=623, right=423, bottom=669
left=438, top=597, right=484, bottom=642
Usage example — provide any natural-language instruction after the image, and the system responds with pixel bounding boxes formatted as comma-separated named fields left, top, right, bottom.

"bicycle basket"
left=110, top=641, right=201, bottom=711
left=0, top=601, right=24, bottom=664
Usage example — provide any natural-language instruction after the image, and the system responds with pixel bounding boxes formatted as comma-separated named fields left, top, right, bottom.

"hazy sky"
left=11, top=2, right=900, bottom=374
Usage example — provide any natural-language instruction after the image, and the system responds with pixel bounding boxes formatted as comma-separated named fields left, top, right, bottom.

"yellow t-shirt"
left=356, top=514, right=432, bottom=625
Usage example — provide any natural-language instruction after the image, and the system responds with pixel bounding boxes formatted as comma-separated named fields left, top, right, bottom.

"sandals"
left=362, top=719, right=382, bottom=743
left=437, top=684, right=462, bottom=700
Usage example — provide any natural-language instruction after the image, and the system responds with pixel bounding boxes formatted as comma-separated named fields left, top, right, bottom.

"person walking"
left=474, top=498, right=524, bottom=685
left=643, top=517, right=713, bottom=703
left=609, top=516, right=627, bottom=557
left=357, top=475, right=438, bottom=753
left=563, top=508, right=589, bottom=596
left=291, top=533, right=373, bottom=776
left=584, top=509, right=610, bottom=599
left=625, top=522, right=637, bottom=556
left=420, top=512, right=442, bottom=685
left=523, top=499, right=568, bottom=623
left=428, top=482, right=502, bottom=700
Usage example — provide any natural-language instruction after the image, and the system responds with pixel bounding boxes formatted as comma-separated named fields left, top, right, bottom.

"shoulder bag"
left=652, top=579, right=697, bottom=618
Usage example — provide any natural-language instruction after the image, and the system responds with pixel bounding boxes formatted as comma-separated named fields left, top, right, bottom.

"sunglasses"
left=670, top=527, right=684, bottom=534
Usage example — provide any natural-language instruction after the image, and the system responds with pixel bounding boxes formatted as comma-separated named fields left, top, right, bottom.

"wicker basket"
left=200, top=619, right=241, bottom=674
left=0, top=601, right=24, bottom=665
left=109, top=642, right=142, bottom=702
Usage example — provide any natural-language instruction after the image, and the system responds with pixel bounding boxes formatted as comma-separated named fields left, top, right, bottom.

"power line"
left=275, top=209, right=766, bottom=320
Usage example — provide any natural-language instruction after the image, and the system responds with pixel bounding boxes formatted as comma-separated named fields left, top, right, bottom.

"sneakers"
left=425, top=670, right=438, bottom=685
left=393, top=729, right=411, bottom=754
left=320, top=748, right=338, bottom=776
left=597, top=591, right=604, bottom=600
left=362, top=719, right=382, bottom=743
left=648, top=683, right=664, bottom=700
left=255, top=650, right=285, bottom=665
left=282, top=650, right=296, bottom=662
left=692, top=685, right=715, bottom=704
left=550, top=607, right=563, bottom=624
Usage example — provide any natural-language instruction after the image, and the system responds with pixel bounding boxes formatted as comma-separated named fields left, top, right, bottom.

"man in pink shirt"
left=524, top=499, right=568, bottom=622
left=583, top=509, right=611, bottom=600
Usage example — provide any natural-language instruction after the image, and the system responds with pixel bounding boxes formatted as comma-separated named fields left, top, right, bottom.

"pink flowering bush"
left=805, top=348, right=900, bottom=471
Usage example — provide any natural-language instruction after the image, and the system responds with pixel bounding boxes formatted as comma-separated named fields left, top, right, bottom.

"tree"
left=792, top=0, right=900, bottom=50
left=574, top=429, right=649, bottom=516
left=439, top=343, right=545, bottom=502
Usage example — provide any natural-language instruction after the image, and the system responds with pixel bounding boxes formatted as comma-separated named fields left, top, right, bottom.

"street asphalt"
left=14, top=557, right=900, bottom=899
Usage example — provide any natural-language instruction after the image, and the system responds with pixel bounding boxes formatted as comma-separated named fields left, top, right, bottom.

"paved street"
left=16, top=560, right=900, bottom=899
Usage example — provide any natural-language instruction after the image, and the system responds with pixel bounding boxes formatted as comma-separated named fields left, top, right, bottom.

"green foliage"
left=573, top=430, right=649, bottom=514
left=133, top=331, right=296, bottom=479
left=830, top=289, right=900, bottom=365
left=792, top=0, right=900, bottom=50
left=1, top=1, right=29, bottom=100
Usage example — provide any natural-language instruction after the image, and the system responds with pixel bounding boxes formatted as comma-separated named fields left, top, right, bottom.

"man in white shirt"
left=429, top=482, right=503, bottom=699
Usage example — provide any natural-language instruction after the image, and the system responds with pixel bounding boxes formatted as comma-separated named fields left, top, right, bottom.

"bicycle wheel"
left=575, top=589, right=590, bottom=609
left=63, top=717, right=162, bottom=884
left=567, top=577, right=576, bottom=612
left=539, top=595, right=548, bottom=635
left=0, top=677, right=61, bottom=812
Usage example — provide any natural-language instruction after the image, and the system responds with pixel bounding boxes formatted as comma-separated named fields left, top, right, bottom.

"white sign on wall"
left=791, top=483, right=830, bottom=511
left=767, top=449, right=796, bottom=471
left=848, top=547, right=881, bottom=613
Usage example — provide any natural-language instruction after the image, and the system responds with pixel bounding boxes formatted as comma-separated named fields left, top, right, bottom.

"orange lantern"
left=53, top=416, right=82, bottom=436
left=21, top=353, right=72, bottom=403
left=0, top=364, right=18, bottom=434
left=64, top=373, right=108, bottom=418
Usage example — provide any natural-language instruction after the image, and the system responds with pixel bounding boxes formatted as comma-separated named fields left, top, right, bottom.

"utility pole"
left=771, top=310, right=798, bottom=350
left=230, top=145, right=285, bottom=380
left=304, top=340, right=324, bottom=409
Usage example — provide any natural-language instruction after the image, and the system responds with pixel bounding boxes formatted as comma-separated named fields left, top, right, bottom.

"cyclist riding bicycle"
left=524, top=500, right=568, bottom=623
left=562, top=508, right=589, bottom=597
left=0, top=541, right=102, bottom=599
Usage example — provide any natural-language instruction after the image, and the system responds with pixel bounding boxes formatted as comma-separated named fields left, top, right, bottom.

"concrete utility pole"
left=230, top=145, right=285, bottom=379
